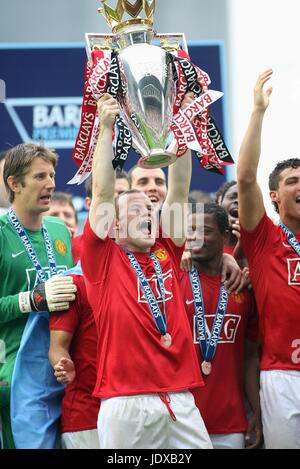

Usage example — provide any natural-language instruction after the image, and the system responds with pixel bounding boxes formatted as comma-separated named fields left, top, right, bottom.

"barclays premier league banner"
left=0, top=42, right=229, bottom=201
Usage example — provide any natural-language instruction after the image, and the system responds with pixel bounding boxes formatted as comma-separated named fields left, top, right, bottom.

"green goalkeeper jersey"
left=0, top=213, right=74, bottom=409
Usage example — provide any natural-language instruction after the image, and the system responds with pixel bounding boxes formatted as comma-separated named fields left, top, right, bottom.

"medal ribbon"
left=189, top=267, right=228, bottom=362
left=8, top=208, right=57, bottom=283
left=126, top=250, right=167, bottom=336
left=279, top=221, right=300, bottom=256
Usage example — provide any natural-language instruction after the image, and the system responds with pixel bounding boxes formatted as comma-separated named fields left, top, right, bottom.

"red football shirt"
left=72, top=234, right=82, bottom=264
left=241, top=212, right=300, bottom=371
left=49, top=274, right=100, bottom=433
left=180, top=271, right=258, bottom=434
left=223, top=244, right=234, bottom=255
left=81, top=219, right=204, bottom=398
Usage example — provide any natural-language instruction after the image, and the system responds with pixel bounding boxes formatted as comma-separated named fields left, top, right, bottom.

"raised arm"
left=237, top=69, right=273, bottom=231
left=89, top=94, right=119, bottom=237
left=161, top=148, right=192, bottom=246
left=161, top=94, right=193, bottom=246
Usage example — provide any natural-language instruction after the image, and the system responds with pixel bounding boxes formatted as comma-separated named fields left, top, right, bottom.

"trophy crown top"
left=99, top=0, right=156, bottom=33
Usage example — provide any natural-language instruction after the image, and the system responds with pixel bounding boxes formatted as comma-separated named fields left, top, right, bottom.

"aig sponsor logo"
left=137, top=268, right=173, bottom=304
left=25, top=265, right=68, bottom=289
left=193, top=314, right=241, bottom=344
left=287, top=258, right=300, bottom=285
left=5, top=97, right=82, bottom=149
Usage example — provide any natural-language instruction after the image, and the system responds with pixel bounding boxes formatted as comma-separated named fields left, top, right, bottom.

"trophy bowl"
left=117, top=31, right=178, bottom=168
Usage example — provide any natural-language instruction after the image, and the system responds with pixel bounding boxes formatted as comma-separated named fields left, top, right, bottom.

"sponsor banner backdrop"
left=0, top=42, right=230, bottom=203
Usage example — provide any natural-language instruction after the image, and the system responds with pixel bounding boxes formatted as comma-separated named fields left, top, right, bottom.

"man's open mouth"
left=229, top=207, right=239, bottom=218
left=40, top=195, right=51, bottom=203
left=140, top=219, right=152, bottom=235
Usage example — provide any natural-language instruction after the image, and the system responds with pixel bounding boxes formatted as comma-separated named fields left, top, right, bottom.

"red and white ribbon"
left=69, top=50, right=111, bottom=185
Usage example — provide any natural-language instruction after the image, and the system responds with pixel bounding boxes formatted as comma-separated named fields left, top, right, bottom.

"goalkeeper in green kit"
left=0, top=144, right=76, bottom=449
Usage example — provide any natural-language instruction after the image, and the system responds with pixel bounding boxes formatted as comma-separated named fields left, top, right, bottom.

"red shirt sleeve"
left=72, top=234, right=82, bottom=264
left=81, top=218, right=115, bottom=284
left=49, top=274, right=82, bottom=334
left=223, top=245, right=234, bottom=255
left=240, top=212, right=275, bottom=262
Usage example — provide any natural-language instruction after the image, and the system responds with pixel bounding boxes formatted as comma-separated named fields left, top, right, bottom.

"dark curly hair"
left=215, top=180, right=237, bottom=205
left=191, top=202, right=230, bottom=234
left=269, top=158, right=300, bottom=213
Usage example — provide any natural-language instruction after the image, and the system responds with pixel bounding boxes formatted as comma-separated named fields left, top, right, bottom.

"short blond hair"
left=4, top=143, right=58, bottom=202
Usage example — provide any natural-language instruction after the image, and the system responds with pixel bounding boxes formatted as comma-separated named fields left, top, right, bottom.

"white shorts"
left=260, top=369, right=300, bottom=449
left=61, top=429, right=100, bottom=449
left=97, top=391, right=213, bottom=449
left=210, top=433, right=245, bottom=449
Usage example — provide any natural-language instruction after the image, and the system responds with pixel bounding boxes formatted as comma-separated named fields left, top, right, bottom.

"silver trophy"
left=85, top=0, right=188, bottom=169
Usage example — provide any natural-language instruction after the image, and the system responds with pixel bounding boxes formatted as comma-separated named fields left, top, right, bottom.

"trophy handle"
left=155, top=33, right=189, bottom=54
left=85, top=33, right=116, bottom=64
left=85, top=32, right=189, bottom=65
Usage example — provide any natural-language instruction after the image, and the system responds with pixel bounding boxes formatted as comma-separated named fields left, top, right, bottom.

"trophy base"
left=138, top=150, right=177, bottom=169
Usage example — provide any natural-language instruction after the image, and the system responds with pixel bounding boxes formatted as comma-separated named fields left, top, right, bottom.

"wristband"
left=30, top=283, right=49, bottom=312
left=19, top=291, right=32, bottom=313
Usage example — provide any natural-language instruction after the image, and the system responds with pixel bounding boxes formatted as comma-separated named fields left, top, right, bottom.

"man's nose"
left=46, top=177, right=55, bottom=189
left=146, top=180, right=157, bottom=192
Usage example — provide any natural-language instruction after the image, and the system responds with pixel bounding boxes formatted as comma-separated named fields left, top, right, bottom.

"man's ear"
left=7, top=175, right=21, bottom=195
left=85, top=197, right=92, bottom=210
left=270, top=190, right=279, bottom=205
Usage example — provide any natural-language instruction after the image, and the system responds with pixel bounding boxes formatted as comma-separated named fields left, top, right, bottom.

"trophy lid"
left=99, top=0, right=155, bottom=34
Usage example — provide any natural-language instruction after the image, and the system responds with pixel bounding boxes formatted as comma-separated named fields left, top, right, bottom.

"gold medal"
left=160, top=333, right=172, bottom=348
left=201, top=361, right=212, bottom=376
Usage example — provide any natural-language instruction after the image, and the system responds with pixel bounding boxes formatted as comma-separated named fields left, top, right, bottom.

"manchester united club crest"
left=232, top=292, right=245, bottom=304
left=54, top=239, right=67, bottom=256
left=154, top=248, right=168, bottom=262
